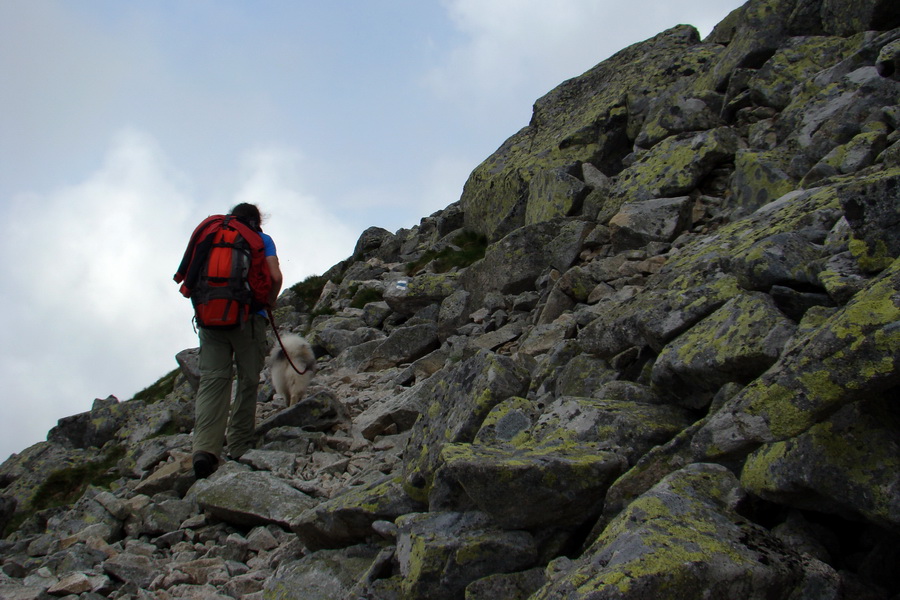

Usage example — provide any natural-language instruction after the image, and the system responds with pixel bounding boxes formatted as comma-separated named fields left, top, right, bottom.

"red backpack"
left=174, top=215, right=273, bottom=329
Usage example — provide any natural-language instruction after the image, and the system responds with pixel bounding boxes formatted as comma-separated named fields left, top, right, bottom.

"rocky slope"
left=3, top=0, right=900, bottom=598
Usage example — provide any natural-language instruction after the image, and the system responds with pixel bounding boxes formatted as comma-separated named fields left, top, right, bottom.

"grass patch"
left=289, top=274, right=329, bottom=312
left=406, top=231, right=488, bottom=276
left=350, top=287, right=384, bottom=309
left=131, top=368, right=180, bottom=404
left=18, top=445, right=127, bottom=527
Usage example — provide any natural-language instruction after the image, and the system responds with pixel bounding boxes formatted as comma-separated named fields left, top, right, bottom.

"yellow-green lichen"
left=849, top=238, right=894, bottom=273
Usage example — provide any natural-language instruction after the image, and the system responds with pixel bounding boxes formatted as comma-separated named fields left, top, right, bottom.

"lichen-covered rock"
left=441, top=441, right=626, bottom=529
left=473, top=397, right=541, bottom=448
left=636, top=88, right=724, bottom=150
left=532, top=463, right=837, bottom=600
left=729, top=150, right=797, bottom=216
left=694, top=255, right=900, bottom=460
left=749, top=35, right=857, bottom=110
left=651, top=292, right=797, bottom=408
left=741, top=394, right=900, bottom=530
left=577, top=275, right=742, bottom=359
left=729, top=231, right=828, bottom=292
left=531, top=397, right=694, bottom=463
left=877, top=37, right=900, bottom=78
left=290, top=476, right=424, bottom=551
left=461, top=25, right=707, bottom=241
left=395, top=511, right=537, bottom=600
left=780, top=62, right=900, bottom=179
left=402, top=351, right=530, bottom=502
left=48, top=399, right=130, bottom=450
left=610, top=127, right=742, bottom=205
left=553, top=354, right=617, bottom=397
left=525, top=166, right=589, bottom=225
left=820, top=0, right=900, bottom=36
left=263, top=544, right=383, bottom=600
left=838, top=168, right=900, bottom=265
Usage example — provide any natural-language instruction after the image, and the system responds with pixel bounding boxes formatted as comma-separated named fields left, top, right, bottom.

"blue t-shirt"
left=258, top=232, right=277, bottom=316
left=261, top=231, right=276, bottom=258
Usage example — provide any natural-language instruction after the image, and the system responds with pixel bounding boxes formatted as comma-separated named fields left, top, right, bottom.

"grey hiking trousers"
left=193, top=314, right=268, bottom=459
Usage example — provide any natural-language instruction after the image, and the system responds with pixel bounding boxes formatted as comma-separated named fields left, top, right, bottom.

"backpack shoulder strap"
left=174, top=215, right=226, bottom=285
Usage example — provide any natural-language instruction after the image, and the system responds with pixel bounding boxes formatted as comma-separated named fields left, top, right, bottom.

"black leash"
left=267, top=308, right=311, bottom=376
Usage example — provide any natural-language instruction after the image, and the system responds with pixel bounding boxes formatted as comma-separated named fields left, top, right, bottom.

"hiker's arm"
left=267, top=255, right=283, bottom=307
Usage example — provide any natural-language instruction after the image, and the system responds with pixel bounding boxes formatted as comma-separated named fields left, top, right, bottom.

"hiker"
left=174, top=203, right=283, bottom=479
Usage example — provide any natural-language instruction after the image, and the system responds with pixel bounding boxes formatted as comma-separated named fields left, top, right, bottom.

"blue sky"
left=0, top=0, right=745, bottom=461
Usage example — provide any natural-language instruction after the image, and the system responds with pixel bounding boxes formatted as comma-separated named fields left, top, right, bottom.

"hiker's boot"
left=192, top=451, right=218, bottom=479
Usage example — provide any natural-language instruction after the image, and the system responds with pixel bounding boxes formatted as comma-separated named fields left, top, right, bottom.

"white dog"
left=270, top=334, right=316, bottom=406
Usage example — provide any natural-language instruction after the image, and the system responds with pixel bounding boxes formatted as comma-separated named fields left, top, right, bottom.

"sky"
left=0, top=0, right=745, bottom=462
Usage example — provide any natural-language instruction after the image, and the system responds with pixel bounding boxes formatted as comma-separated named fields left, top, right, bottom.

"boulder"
left=263, top=544, right=384, bottom=600
left=741, top=394, right=900, bottom=530
left=441, top=441, right=626, bottom=529
left=361, top=322, right=441, bottom=371
left=694, top=256, right=900, bottom=460
left=402, top=351, right=530, bottom=502
left=395, top=511, right=537, bottom=600
left=256, top=390, right=350, bottom=435
left=651, top=292, right=797, bottom=408
left=532, top=463, right=838, bottom=600
left=609, top=196, right=694, bottom=251
left=291, top=476, right=424, bottom=550
left=531, top=397, right=695, bottom=463
left=195, top=469, right=316, bottom=528
left=610, top=128, right=742, bottom=205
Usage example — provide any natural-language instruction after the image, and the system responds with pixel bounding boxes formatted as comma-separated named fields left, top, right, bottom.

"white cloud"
left=0, top=129, right=199, bottom=460
left=426, top=0, right=743, bottom=126
left=231, top=146, right=359, bottom=286
left=0, top=131, right=358, bottom=461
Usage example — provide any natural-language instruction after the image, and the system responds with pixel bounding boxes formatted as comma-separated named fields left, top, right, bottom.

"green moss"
left=131, top=368, right=180, bottom=404
left=349, top=287, right=384, bottom=309
left=406, top=231, right=487, bottom=276
left=288, top=274, right=329, bottom=312
left=28, top=445, right=126, bottom=514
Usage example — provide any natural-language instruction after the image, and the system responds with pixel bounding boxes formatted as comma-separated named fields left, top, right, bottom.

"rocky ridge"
left=2, top=0, right=900, bottom=598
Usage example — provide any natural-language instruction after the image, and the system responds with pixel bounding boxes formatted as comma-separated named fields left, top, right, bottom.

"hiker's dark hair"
left=230, top=203, right=262, bottom=231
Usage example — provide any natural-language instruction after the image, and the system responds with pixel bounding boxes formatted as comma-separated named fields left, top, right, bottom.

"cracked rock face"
left=4, top=1, right=900, bottom=598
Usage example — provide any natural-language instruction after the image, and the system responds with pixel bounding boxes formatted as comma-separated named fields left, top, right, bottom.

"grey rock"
left=196, top=470, right=316, bottom=528
left=102, top=552, right=158, bottom=589
left=176, top=348, right=201, bottom=392
left=395, top=511, right=537, bottom=600
left=609, top=196, right=695, bottom=251
left=262, top=544, right=383, bottom=600
left=533, top=463, right=838, bottom=600
left=442, top=441, right=626, bottom=529
left=402, top=350, right=530, bottom=503
left=256, top=390, right=349, bottom=435
left=291, top=476, right=424, bottom=551
left=361, top=322, right=440, bottom=371
left=651, top=292, right=797, bottom=409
